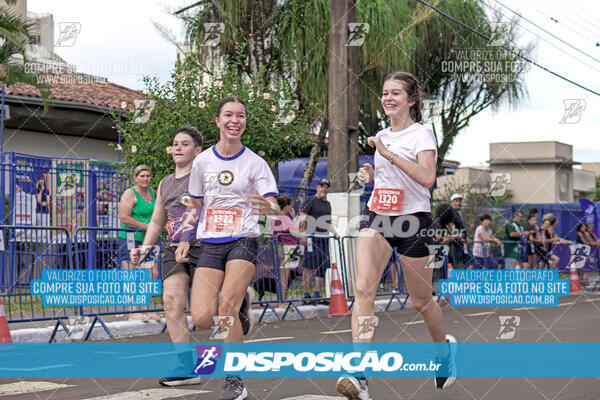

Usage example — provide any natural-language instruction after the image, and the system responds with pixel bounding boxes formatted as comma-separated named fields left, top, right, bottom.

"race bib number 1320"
left=370, top=188, right=403, bottom=213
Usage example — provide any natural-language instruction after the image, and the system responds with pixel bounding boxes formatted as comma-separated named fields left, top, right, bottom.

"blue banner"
left=439, top=270, right=569, bottom=306
left=30, top=269, right=161, bottom=306
left=579, top=198, right=598, bottom=237
left=0, top=342, right=599, bottom=377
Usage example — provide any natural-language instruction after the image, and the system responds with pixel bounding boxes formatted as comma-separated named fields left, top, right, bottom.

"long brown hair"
left=383, top=71, right=422, bottom=122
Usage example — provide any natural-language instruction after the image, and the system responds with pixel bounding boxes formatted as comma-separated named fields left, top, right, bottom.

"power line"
left=481, top=0, right=600, bottom=74
left=492, top=0, right=600, bottom=64
left=542, top=1, right=600, bottom=40
left=414, top=0, right=600, bottom=96
left=524, top=3, right=600, bottom=47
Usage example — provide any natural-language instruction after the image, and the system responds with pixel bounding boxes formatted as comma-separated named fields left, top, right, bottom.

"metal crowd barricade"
left=340, top=235, right=408, bottom=311
left=269, top=233, right=343, bottom=320
left=71, top=226, right=164, bottom=339
left=0, top=225, right=78, bottom=333
left=252, top=234, right=282, bottom=322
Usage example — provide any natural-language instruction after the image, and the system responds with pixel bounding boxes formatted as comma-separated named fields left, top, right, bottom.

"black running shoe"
left=159, top=375, right=202, bottom=387
left=240, top=287, right=255, bottom=336
left=435, top=334, right=457, bottom=389
left=219, top=377, right=248, bottom=400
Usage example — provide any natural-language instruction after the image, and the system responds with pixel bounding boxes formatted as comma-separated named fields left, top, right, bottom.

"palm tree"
left=0, top=1, right=49, bottom=109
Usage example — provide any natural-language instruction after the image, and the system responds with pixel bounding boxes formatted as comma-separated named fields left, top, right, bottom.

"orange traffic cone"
left=515, top=261, right=521, bottom=270
left=569, top=262, right=582, bottom=295
left=0, top=298, right=12, bottom=343
left=581, top=272, right=589, bottom=286
left=328, top=263, right=351, bottom=317
left=445, top=263, right=453, bottom=306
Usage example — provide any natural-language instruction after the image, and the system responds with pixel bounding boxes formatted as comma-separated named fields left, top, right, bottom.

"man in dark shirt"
left=450, top=193, right=474, bottom=269
left=299, top=178, right=340, bottom=303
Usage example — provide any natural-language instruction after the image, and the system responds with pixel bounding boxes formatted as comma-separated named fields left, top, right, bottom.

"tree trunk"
left=300, top=118, right=327, bottom=188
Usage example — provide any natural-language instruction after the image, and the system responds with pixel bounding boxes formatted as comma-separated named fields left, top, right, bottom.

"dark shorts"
left=474, top=256, right=486, bottom=269
left=162, top=245, right=198, bottom=281
left=359, top=210, right=434, bottom=258
left=116, top=236, right=143, bottom=265
left=303, top=237, right=330, bottom=278
left=195, top=237, right=259, bottom=271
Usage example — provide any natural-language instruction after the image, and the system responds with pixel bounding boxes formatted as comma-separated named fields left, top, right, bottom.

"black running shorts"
left=161, top=245, right=199, bottom=281
left=359, top=209, right=434, bottom=258
left=195, top=237, right=259, bottom=271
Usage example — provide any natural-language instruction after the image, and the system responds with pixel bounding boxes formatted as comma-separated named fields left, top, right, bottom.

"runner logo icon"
left=193, top=345, right=222, bottom=375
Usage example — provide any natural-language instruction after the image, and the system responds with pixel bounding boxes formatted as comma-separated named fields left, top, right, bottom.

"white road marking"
left=82, top=388, right=210, bottom=400
left=244, top=336, right=295, bottom=343
left=463, top=311, right=495, bottom=317
left=118, top=351, right=176, bottom=359
left=403, top=320, right=424, bottom=325
left=279, top=396, right=345, bottom=400
left=0, top=381, right=75, bottom=397
left=512, top=307, right=539, bottom=311
left=555, top=302, right=576, bottom=307
left=320, top=329, right=352, bottom=335
left=0, top=364, right=75, bottom=372
left=585, top=298, right=600, bottom=302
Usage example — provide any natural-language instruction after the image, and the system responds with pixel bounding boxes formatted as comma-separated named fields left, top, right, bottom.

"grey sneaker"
left=219, top=377, right=248, bottom=400
left=336, top=376, right=370, bottom=400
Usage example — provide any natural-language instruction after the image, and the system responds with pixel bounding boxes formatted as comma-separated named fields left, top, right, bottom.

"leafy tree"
left=0, top=0, right=49, bottom=110
left=178, top=0, right=533, bottom=182
left=115, top=58, right=313, bottom=187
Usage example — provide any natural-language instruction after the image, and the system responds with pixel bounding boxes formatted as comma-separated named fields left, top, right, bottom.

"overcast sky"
left=28, top=0, right=600, bottom=168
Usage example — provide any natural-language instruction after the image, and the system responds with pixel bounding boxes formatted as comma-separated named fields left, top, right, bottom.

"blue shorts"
left=303, top=237, right=330, bottom=278
left=116, top=236, right=143, bottom=266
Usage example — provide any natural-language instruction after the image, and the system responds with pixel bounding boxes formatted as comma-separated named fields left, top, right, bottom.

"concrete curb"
left=10, top=296, right=414, bottom=342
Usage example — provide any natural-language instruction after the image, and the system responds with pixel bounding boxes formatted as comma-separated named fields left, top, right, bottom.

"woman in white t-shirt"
left=336, top=72, right=455, bottom=400
left=175, top=97, right=280, bottom=400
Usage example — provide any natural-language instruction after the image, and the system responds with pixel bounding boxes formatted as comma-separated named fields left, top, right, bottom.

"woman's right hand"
left=175, top=241, right=190, bottom=263
left=357, top=164, right=374, bottom=184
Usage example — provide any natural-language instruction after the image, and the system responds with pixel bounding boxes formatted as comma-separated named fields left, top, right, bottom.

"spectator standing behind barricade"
left=583, top=223, right=600, bottom=248
left=525, top=208, right=542, bottom=269
left=118, top=165, right=156, bottom=320
left=504, top=210, right=532, bottom=269
left=272, top=195, right=301, bottom=307
left=473, top=214, right=501, bottom=269
left=541, top=214, right=572, bottom=269
left=299, top=178, right=340, bottom=305
left=449, top=194, right=474, bottom=269
left=431, top=203, right=458, bottom=284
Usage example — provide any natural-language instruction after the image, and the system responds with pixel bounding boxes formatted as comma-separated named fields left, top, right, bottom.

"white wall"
left=3, top=128, right=119, bottom=161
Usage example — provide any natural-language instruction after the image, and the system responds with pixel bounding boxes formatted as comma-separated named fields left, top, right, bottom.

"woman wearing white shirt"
left=336, top=72, right=456, bottom=400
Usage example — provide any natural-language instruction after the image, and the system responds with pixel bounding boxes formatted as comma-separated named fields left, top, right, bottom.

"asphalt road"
left=2, top=292, right=600, bottom=400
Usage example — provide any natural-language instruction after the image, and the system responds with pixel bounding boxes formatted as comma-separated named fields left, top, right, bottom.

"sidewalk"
left=9, top=296, right=416, bottom=342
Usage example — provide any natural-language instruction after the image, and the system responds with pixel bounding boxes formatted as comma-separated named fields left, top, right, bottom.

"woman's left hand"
left=368, top=136, right=392, bottom=159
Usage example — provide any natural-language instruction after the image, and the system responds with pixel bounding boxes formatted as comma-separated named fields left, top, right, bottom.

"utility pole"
left=328, top=0, right=355, bottom=192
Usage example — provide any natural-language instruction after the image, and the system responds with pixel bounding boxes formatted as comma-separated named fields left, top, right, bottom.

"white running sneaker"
left=434, top=334, right=457, bottom=389
left=336, top=376, right=370, bottom=400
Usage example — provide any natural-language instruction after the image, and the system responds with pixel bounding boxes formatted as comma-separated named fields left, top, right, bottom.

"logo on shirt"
left=179, top=193, right=191, bottom=206
left=218, top=170, right=234, bottom=186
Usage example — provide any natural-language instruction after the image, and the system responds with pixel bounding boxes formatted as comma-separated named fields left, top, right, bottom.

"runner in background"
left=336, top=72, right=456, bottom=400
left=504, top=210, right=532, bottom=269
left=175, top=97, right=280, bottom=400
left=130, top=126, right=203, bottom=386
left=525, top=208, right=542, bottom=269
left=541, top=213, right=572, bottom=269
left=118, top=164, right=156, bottom=320
left=473, top=214, right=502, bottom=269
